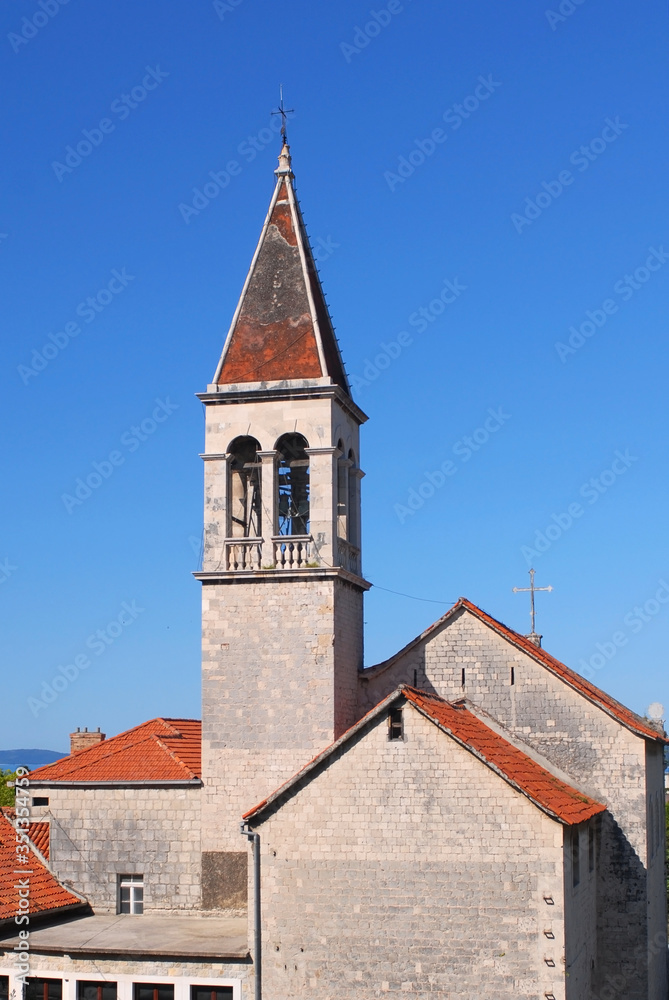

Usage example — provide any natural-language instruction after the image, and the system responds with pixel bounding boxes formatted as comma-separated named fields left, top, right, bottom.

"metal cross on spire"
left=512, top=568, right=553, bottom=646
left=271, top=85, right=294, bottom=144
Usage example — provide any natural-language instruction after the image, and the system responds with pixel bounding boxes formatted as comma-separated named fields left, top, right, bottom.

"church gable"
left=244, top=688, right=600, bottom=998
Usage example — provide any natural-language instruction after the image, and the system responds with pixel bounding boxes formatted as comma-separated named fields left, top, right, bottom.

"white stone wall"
left=0, top=954, right=247, bottom=1000
left=201, top=575, right=362, bottom=855
left=359, top=607, right=664, bottom=999
left=37, top=785, right=201, bottom=913
left=252, top=703, right=572, bottom=1000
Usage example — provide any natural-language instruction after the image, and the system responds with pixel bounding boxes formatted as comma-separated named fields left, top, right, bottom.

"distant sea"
left=0, top=749, right=67, bottom=770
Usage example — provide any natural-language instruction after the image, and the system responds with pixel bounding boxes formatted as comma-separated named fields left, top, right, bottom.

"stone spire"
left=211, top=144, right=349, bottom=393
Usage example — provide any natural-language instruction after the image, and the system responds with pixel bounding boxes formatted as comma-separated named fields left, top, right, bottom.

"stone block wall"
left=252, top=702, right=572, bottom=1000
left=201, top=574, right=363, bottom=859
left=40, top=784, right=201, bottom=913
left=358, top=607, right=666, bottom=999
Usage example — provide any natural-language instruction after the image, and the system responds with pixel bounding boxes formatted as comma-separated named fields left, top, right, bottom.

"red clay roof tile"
left=403, top=688, right=605, bottom=825
left=28, top=719, right=201, bottom=783
left=0, top=812, right=82, bottom=921
left=214, top=149, right=349, bottom=392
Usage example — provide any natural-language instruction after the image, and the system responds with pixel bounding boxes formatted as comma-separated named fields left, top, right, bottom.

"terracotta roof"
left=243, top=686, right=605, bottom=827
left=213, top=144, right=349, bottom=393
left=403, top=688, right=605, bottom=824
left=29, top=821, right=50, bottom=859
left=0, top=811, right=83, bottom=922
left=363, top=597, right=665, bottom=744
left=2, top=811, right=50, bottom=860
left=28, top=719, right=201, bottom=784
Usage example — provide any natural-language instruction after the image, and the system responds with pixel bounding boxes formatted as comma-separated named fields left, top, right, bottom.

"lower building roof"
left=0, top=913, right=248, bottom=960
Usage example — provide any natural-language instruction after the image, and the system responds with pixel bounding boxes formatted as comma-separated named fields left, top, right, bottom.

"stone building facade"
left=0, top=141, right=666, bottom=1000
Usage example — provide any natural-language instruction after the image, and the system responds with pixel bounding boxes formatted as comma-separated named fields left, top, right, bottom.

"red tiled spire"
left=213, top=143, right=349, bottom=393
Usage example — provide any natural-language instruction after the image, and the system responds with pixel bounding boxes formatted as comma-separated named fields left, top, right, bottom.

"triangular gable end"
left=213, top=145, right=349, bottom=393
left=243, top=686, right=605, bottom=828
left=362, top=599, right=665, bottom=744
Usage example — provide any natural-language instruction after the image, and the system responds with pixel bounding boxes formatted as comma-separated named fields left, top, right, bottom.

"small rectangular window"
left=191, top=989, right=234, bottom=1000
left=118, top=874, right=144, bottom=914
left=388, top=707, right=404, bottom=741
left=133, top=986, right=174, bottom=1000
left=78, top=983, right=117, bottom=1000
left=0, top=975, right=8, bottom=1000
left=26, top=980, right=62, bottom=1000
left=461, top=668, right=466, bottom=687
left=32, top=797, right=49, bottom=806
left=571, top=828, right=580, bottom=887
left=510, top=667, right=515, bottom=686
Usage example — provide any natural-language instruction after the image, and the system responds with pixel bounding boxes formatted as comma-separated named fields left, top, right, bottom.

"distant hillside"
left=0, top=749, right=67, bottom=771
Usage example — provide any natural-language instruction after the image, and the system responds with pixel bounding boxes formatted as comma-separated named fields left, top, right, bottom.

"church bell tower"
left=195, top=142, right=369, bottom=907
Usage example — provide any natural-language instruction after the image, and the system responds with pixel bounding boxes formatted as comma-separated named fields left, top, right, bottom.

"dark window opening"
left=191, top=989, right=234, bottom=1000
left=388, top=707, right=404, bottom=741
left=413, top=669, right=417, bottom=687
left=0, top=976, right=8, bottom=1000
left=336, top=440, right=348, bottom=540
left=276, top=433, right=310, bottom=536
left=133, top=987, right=174, bottom=1000
left=510, top=667, right=515, bottom=686
left=461, top=668, right=466, bottom=687
left=78, top=983, right=117, bottom=1000
left=228, top=436, right=262, bottom=538
left=571, top=828, right=580, bottom=887
left=26, top=980, right=62, bottom=1000
left=588, top=825, right=595, bottom=872
left=347, top=449, right=358, bottom=547
left=32, top=797, right=49, bottom=806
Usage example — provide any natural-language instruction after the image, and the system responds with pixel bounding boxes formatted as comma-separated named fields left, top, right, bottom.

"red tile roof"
left=244, top=686, right=606, bottom=827
left=364, top=598, right=665, bottom=744
left=0, top=811, right=83, bottom=922
left=2, top=811, right=51, bottom=860
left=213, top=151, right=350, bottom=393
left=403, top=688, right=605, bottom=825
left=28, top=719, right=201, bottom=784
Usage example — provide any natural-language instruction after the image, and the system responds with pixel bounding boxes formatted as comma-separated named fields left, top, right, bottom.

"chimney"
left=70, top=727, right=105, bottom=754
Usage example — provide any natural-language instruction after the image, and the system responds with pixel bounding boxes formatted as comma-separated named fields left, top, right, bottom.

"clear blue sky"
left=2, top=0, right=668, bottom=750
